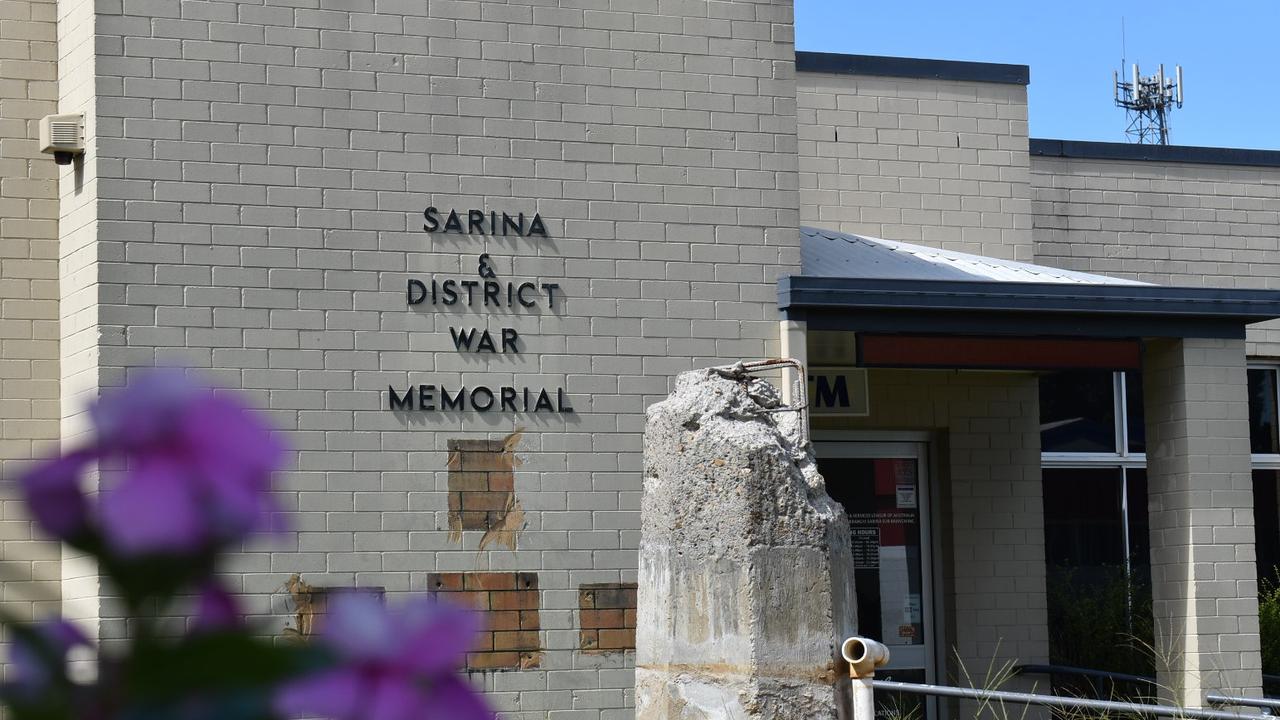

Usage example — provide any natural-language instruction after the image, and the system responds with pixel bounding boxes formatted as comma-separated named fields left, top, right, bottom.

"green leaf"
left=126, top=631, right=333, bottom=701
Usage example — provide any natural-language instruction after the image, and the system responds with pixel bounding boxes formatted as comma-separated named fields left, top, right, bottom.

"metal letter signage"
left=422, top=207, right=549, bottom=239
left=807, top=367, right=870, bottom=416
left=392, top=204, right=571, bottom=415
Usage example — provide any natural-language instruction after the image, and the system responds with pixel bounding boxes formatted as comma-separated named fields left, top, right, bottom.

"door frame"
left=813, top=432, right=942, bottom=686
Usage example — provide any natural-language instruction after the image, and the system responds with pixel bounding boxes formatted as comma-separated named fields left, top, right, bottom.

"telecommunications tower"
left=1114, top=63, right=1184, bottom=144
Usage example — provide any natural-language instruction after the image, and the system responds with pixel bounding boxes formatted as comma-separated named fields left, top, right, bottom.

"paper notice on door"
left=850, top=526, right=880, bottom=569
left=892, top=459, right=916, bottom=484
left=903, top=594, right=922, bottom=625
left=895, top=484, right=917, bottom=509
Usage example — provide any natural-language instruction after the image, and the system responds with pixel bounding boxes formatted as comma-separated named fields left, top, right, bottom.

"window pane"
left=1043, top=468, right=1124, bottom=570
left=1124, top=468, right=1149, bottom=577
left=818, top=457, right=925, bottom=651
left=1125, top=371, right=1145, bottom=454
left=1256, top=469, right=1280, bottom=587
left=1044, top=467, right=1154, bottom=687
left=1040, top=370, right=1117, bottom=453
left=1256, top=469, right=1280, bottom=689
left=1250, top=369, right=1280, bottom=454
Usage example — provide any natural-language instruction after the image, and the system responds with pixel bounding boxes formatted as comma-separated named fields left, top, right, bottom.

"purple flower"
left=193, top=582, right=242, bottom=632
left=7, top=619, right=90, bottom=699
left=275, top=594, right=493, bottom=720
left=17, top=368, right=285, bottom=557
left=19, top=450, right=93, bottom=539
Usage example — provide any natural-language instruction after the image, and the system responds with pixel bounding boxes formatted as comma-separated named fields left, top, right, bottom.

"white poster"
left=895, top=484, right=917, bottom=509
left=903, top=594, right=922, bottom=625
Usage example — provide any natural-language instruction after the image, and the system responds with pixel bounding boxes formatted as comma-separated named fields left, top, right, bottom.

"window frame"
left=1041, top=372, right=1146, bottom=466
left=1042, top=366, right=1280, bottom=468
left=1040, top=371, right=1147, bottom=589
left=1041, top=365, right=1280, bottom=578
left=1251, top=364, right=1280, bottom=470
left=1040, top=365, right=1278, bottom=678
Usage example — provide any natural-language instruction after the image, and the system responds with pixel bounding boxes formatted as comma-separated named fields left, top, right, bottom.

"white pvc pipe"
left=851, top=677, right=875, bottom=720
left=841, top=636, right=890, bottom=678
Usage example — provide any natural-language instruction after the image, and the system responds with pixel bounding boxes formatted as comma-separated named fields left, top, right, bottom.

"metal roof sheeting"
left=800, top=226, right=1149, bottom=287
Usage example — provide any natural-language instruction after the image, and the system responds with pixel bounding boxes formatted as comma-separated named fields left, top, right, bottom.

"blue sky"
left=796, top=1, right=1280, bottom=150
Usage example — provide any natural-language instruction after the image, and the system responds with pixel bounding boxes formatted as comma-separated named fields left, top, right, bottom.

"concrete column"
left=637, top=367, right=857, bottom=720
left=1142, top=337, right=1262, bottom=705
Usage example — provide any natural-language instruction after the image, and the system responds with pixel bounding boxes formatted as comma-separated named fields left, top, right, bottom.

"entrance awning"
left=780, top=227, right=1280, bottom=341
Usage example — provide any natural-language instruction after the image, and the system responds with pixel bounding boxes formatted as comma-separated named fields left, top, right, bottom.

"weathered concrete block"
left=637, top=365, right=856, bottom=720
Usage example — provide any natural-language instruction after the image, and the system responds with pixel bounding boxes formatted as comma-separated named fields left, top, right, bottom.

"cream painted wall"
left=1031, top=155, right=1280, bottom=356
left=811, top=367, right=1049, bottom=684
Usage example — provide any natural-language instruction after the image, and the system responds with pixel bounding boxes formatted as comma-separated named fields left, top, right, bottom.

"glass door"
left=816, top=442, right=936, bottom=717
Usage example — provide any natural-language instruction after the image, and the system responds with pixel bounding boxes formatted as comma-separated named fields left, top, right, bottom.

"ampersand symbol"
left=477, top=253, right=496, bottom=279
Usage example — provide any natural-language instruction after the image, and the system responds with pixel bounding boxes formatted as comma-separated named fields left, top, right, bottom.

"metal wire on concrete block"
left=712, top=358, right=809, bottom=446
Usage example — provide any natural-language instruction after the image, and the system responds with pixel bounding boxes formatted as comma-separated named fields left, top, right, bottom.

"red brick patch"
left=427, top=571, right=540, bottom=670
left=282, top=576, right=384, bottom=642
left=447, top=439, right=517, bottom=532
left=578, top=582, right=637, bottom=653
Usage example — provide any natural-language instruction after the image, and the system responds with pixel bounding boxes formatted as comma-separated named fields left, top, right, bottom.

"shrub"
left=1046, top=564, right=1155, bottom=697
left=1259, top=574, right=1280, bottom=677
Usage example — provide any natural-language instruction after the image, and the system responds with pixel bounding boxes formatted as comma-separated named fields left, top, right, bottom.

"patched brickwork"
left=447, top=439, right=517, bottom=532
left=282, top=575, right=385, bottom=641
left=578, top=582, right=637, bottom=653
left=427, top=572, right=540, bottom=671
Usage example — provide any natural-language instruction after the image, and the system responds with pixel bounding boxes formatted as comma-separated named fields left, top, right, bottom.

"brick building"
left=4, top=1, right=1280, bottom=718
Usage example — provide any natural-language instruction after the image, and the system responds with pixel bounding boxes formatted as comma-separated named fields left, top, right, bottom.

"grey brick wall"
left=26, top=10, right=1280, bottom=711
left=0, top=0, right=61, bottom=679
left=798, top=71, right=1033, bottom=261
left=73, top=1, right=802, bottom=717
left=1030, top=156, right=1280, bottom=355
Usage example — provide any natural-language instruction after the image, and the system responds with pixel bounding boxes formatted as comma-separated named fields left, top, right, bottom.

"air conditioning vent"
left=48, top=122, right=80, bottom=145
left=39, top=113, right=85, bottom=163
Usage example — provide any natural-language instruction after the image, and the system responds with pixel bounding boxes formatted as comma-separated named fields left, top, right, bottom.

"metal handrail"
left=1016, top=662, right=1157, bottom=688
left=870, top=679, right=1260, bottom=720
left=1207, top=693, right=1280, bottom=714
